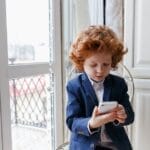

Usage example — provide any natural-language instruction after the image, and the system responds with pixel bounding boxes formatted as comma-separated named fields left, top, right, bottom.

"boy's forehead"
left=87, top=51, right=112, bottom=57
left=86, top=52, right=112, bottom=61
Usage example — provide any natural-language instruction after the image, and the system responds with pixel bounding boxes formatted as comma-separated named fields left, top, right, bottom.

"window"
left=0, top=0, right=62, bottom=149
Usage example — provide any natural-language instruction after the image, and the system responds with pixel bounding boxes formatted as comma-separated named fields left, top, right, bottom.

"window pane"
left=9, top=74, right=55, bottom=150
left=6, top=0, right=52, bottom=64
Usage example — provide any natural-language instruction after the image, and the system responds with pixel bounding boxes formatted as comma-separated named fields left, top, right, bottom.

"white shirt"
left=87, top=77, right=104, bottom=134
left=89, top=78, right=104, bottom=105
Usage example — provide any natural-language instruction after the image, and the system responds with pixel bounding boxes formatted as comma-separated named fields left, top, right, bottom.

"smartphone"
left=99, top=101, right=118, bottom=113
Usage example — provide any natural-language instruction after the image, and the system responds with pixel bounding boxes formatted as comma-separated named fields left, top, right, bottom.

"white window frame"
left=0, top=0, right=12, bottom=149
left=0, top=0, right=63, bottom=150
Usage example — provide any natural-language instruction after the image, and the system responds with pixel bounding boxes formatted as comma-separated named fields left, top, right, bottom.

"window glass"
left=6, top=0, right=52, bottom=64
left=6, top=0, right=56, bottom=149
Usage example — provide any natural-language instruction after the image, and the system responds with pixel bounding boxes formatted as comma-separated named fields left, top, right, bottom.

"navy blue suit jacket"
left=66, top=73, right=134, bottom=150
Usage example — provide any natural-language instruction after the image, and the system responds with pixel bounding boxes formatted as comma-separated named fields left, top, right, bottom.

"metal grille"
left=10, top=75, right=51, bottom=128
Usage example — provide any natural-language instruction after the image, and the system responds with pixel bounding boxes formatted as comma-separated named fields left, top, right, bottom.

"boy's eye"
left=90, top=64, right=97, bottom=67
left=89, top=63, right=111, bottom=68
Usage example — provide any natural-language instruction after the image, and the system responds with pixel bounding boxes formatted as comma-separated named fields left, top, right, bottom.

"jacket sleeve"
left=66, top=81, right=97, bottom=137
left=118, top=79, right=135, bottom=126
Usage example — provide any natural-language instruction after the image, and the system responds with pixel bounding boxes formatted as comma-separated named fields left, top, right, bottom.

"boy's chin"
left=91, top=78, right=104, bottom=82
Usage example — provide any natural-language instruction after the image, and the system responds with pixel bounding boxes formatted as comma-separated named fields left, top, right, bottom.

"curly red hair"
left=69, top=25, right=127, bottom=72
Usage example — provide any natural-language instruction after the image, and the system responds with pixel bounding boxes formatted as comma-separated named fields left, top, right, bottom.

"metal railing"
left=10, top=75, right=51, bottom=128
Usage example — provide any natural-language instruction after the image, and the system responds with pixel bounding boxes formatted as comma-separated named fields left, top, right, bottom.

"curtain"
left=106, top=0, right=124, bottom=40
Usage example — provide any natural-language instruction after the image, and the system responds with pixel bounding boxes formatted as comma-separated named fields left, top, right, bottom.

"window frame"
left=0, top=0, right=12, bottom=149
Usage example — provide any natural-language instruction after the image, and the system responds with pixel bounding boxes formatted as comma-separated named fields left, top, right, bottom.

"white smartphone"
left=99, top=101, right=118, bottom=113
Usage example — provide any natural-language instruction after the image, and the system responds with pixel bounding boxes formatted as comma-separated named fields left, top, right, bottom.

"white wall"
left=125, top=0, right=150, bottom=149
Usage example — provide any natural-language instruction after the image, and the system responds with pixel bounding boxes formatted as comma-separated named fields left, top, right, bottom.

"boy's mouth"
left=95, top=75, right=103, bottom=79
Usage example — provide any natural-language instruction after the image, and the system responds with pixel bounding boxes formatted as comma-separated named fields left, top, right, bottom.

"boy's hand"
left=89, top=106, right=117, bottom=129
left=115, top=104, right=127, bottom=123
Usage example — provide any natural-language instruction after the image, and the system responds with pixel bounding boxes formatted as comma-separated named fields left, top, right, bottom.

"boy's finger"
left=92, top=106, right=98, bottom=118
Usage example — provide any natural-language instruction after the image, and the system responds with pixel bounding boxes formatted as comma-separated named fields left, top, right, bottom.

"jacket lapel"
left=103, top=75, right=112, bottom=102
left=81, top=73, right=98, bottom=106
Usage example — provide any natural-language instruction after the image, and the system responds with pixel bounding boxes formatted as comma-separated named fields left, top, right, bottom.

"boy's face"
left=83, top=52, right=112, bottom=82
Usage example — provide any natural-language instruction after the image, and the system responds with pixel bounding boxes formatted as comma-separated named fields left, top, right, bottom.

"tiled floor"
left=12, top=125, right=52, bottom=150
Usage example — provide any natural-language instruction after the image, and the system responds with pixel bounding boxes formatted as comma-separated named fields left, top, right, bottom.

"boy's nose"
left=96, top=66, right=103, bottom=73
